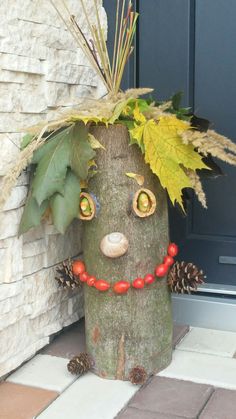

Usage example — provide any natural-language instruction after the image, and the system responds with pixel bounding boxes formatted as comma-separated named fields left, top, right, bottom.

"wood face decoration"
left=81, top=125, right=173, bottom=380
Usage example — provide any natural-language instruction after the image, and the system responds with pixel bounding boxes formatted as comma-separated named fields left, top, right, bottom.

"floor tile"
left=116, top=406, right=185, bottom=418
left=41, top=319, right=85, bottom=359
left=36, top=372, right=138, bottom=419
left=172, top=324, right=190, bottom=348
left=129, top=377, right=212, bottom=419
left=199, top=388, right=236, bottom=419
left=0, top=382, right=58, bottom=419
left=158, top=349, right=236, bottom=389
left=176, top=327, right=236, bottom=357
left=7, top=354, right=77, bottom=392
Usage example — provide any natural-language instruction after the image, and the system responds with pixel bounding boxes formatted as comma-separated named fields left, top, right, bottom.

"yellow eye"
left=79, top=192, right=96, bottom=221
left=132, top=188, right=156, bottom=218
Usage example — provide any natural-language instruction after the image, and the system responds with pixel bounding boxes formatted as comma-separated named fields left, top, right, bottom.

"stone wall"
left=0, top=0, right=107, bottom=378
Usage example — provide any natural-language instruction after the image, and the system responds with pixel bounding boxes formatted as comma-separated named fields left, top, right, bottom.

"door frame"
left=103, top=0, right=236, bottom=331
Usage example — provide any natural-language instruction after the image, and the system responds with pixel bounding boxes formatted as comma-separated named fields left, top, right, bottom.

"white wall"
left=0, top=0, right=107, bottom=378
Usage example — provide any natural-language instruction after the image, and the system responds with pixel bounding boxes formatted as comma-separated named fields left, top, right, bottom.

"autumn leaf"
left=122, top=99, right=150, bottom=119
left=133, top=101, right=146, bottom=124
left=50, top=170, right=81, bottom=234
left=69, top=124, right=96, bottom=180
left=68, top=115, right=108, bottom=126
left=125, top=172, right=145, bottom=186
left=88, top=133, right=106, bottom=150
left=32, top=127, right=72, bottom=205
left=129, top=123, right=145, bottom=152
left=32, top=123, right=95, bottom=205
left=18, top=193, right=48, bottom=236
left=128, top=101, right=147, bottom=152
left=109, top=99, right=130, bottom=123
left=21, top=133, right=35, bottom=150
left=143, top=116, right=210, bottom=208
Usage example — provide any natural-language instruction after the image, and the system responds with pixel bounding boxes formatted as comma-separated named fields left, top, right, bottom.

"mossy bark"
left=83, top=124, right=172, bottom=380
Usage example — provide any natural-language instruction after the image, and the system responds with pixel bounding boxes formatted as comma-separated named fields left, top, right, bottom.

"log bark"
left=83, top=124, right=172, bottom=380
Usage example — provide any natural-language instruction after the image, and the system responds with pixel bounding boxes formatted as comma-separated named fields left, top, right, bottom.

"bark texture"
left=83, top=124, right=172, bottom=380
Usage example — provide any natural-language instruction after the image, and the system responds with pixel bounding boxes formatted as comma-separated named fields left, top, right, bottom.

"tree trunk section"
left=83, top=124, right=172, bottom=380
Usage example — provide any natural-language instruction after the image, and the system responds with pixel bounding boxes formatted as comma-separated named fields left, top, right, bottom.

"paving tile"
left=172, top=324, right=190, bottom=348
left=41, top=319, right=86, bottom=359
left=129, top=376, right=212, bottom=419
left=0, top=382, right=58, bottom=419
left=116, top=406, right=184, bottom=418
left=36, top=372, right=138, bottom=419
left=158, top=349, right=236, bottom=389
left=199, top=388, right=236, bottom=419
left=7, top=354, right=77, bottom=392
left=176, top=327, right=236, bottom=357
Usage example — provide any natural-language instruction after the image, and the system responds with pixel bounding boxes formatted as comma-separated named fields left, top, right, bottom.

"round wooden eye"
left=132, top=188, right=157, bottom=218
left=79, top=192, right=96, bottom=221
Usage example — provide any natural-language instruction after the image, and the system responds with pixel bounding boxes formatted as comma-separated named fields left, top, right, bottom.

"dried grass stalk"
left=181, top=129, right=236, bottom=166
left=186, top=169, right=207, bottom=209
left=49, top=0, right=138, bottom=95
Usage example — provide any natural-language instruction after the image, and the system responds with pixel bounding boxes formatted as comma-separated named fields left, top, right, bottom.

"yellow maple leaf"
left=109, top=99, right=130, bottom=123
left=122, top=104, right=132, bottom=116
left=133, top=101, right=146, bottom=124
left=68, top=115, right=108, bottom=126
left=130, top=123, right=145, bottom=150
left=129, top=104, right=147, bottom=152
left=143, top=116, right=210, bottom=209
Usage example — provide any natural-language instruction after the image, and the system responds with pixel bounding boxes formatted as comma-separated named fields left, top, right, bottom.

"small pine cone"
left=168, top=261, right=205, bottom=294
left=67, top=353, right=91, bottom=376
left=129, top=366, right=147, bottom=385
left=55, top=259, right=81, bottom=290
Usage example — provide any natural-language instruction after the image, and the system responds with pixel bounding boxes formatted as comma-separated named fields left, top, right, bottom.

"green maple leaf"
left=69, top=123, right=96, bottom=179
left=18, top=193, right=48, bottom=236
left=50, top=170, right=81, bottom=234
left=32, top=127, right=72, bottom=205
left=21, top=133, right=35, bottom=150
left=32, top=123, right=95, bottom=205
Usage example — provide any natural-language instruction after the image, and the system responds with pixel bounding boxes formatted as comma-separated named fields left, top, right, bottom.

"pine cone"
left=168, top=261, right=205, bottom=294
left=55, top=259, right=81, bottom=290
left=129, top=366, right=147, bottom=385
left=67, top=353, right=92, bottom=375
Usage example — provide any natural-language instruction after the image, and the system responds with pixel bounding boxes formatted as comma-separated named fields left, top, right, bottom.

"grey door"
left=138, top=0, right=236, bottom=287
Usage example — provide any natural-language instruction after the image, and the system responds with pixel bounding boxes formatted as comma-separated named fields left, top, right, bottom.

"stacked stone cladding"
left=0, top=0, right=107, bottom=378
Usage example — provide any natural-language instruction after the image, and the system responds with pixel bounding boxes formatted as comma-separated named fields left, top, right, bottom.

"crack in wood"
left=116, top=333, right=125, bottom=380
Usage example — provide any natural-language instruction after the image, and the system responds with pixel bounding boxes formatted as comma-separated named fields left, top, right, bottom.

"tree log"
left=83, top=124, right=172, bottom=380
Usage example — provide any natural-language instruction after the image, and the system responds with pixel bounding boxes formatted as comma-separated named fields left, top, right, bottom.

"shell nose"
left=100, top=232, right=129, bottom=258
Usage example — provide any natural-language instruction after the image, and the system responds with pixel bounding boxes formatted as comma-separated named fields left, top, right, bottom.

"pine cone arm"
left=168, top=261, right=205, bottom=294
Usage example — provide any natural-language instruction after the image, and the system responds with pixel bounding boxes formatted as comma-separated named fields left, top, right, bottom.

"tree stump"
left=82, top=124, right=172, bottom=380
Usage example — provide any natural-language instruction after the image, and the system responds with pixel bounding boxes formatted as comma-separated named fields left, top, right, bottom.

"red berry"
left=113, top=281, right=130, bottom=294
left=87, top=276, right=96, bottom=287
left=94, top=279, right=110, bottom=291
left=167, top=243, right=179, bottom=257
left=79, top=271, right=90, bottom=282
left=163, top=255, right=175, bottom=266
left=144, top=273, right=155, bottom=285
left=132, top=278, right=145, bottom=289
left=155, top=264, right=168, bottom=277
left=72, top=260, right=85, bottom=276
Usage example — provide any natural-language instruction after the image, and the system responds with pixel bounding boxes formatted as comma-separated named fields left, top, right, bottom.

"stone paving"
left=1, top=319, right=236, bottom=418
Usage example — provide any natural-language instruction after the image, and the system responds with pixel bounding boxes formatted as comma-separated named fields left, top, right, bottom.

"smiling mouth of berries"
left=71, top=243, right=179, bottom=294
